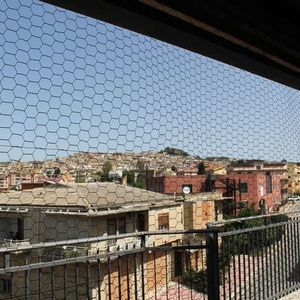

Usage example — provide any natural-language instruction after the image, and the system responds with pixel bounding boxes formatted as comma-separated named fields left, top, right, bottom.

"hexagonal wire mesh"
left=0, top=0, right=300, bottom=299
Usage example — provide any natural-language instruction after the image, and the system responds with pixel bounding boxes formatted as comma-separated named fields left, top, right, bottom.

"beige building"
left=6, top=173, right=32, bottom=189
left=0, top=176, right=8, bottom=190
left=287, top=163, right=300, bottom=195
left=0, top=182, right=222, bottom=299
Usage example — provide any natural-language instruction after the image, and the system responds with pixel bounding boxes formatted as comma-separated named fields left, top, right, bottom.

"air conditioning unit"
left=88, top=249, right=98, bottom=256
left=107, top=245, right=118, bottom=253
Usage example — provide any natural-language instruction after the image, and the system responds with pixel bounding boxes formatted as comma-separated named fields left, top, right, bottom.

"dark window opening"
left=266, top=172, right=273, bottom=194
left=0, top=279, right=11, bottom=293
left=118, top=217, right=126, bottom=234
left=239, top=183, right=248, bottom=193
left=137, top=213, right=146, bottom=231
left=107, top=218, right=116, bottom=236
left=17, top=218, right=24, bottom=240
left=174, top=251, right=183, bottom=277
left=107, top=217, right=127, bottom=235
left=157, top=182, right=163, bottom=193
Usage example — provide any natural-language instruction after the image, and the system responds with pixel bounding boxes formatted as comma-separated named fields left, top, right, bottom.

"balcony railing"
left=1, top=216, right=300, bottom=299
left=0, top=239, right=30, bottom=248
left=0, top=230, right=216, bottom=300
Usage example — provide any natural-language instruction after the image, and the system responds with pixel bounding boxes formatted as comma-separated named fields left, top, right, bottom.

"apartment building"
left=148, top=161, right=288, bottom=213
left=227, top=161, right=288, bottom=210
left=148, top=174, right=207, bottom=194
left=6, top=173, right=32, bottom=189
left=0, top=182, right=221, bottom=299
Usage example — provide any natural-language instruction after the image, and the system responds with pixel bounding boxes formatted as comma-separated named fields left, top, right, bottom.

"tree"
left=134, top=181, right=146, bottom=189
left=123, top=170, right=135, bottom=186
left=76, top=175, right=86, bottom=183
left=101, top=161, right=112, bottom=182
left=53, top=167, right=61, bottom=177
left=171, top=165, right=177, bottom=172
left=197, top=162, right=206, bottom=175
left=93, top=171, right=102, bottom=182
left=136, top=160, right=146, bottom=172
left=159, top=147, right=189, bottom=157
left=46, top=170, right=52, bottom=177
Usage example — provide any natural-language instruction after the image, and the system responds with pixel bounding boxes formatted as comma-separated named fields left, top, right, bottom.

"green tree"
left=135, top=160, right=147, bottom=188
left=136, top=160, right=146, bottom=172
left=197, top=162, right=206, bottom=175
left=134, top=181, right=146, bottom=189
left=76, top=176, right=86, bottom=183
left=53, top=167, right=61, bottom=177
left=101, top=161, right=112, bottom=182
left=75, top=172, right=86, bottom=183
left=159, top=147, right=189, bottom=157
left=46, top=170, right=52, bottom=177
left=184, top=210, right=289, bottom=295
left=123, top=170, right=135, bottom=186
left=93, top=171, right=102, bottom=182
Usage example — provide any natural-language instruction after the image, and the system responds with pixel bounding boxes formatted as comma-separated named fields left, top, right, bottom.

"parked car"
left=287, top=196, right=300, bottom=201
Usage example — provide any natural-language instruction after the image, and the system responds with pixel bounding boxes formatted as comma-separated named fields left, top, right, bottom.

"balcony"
left=1, top=217, right=300, bottom=299
left=0, top=239, right=30, bottom=248
left=0, top=230, right=212, bottom=299
left=0, top=239, right=31, bottom=256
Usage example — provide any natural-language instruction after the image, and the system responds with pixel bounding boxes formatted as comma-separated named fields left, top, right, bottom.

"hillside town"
left=1, top=148, right=300, bottom=298
left=0, top=0, right=299, bottom=298
left=0, top=148, right=299, bottom=213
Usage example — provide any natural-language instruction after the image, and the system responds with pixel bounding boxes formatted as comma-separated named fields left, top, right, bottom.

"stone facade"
left=287, top=163, right=300, bottom=195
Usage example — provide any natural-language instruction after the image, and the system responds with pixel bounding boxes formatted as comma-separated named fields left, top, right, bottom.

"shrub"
left=183, top=269, right=207, bottom=294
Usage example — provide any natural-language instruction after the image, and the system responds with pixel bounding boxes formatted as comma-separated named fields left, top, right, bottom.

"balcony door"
left=17, top=219, right=24, bottom=240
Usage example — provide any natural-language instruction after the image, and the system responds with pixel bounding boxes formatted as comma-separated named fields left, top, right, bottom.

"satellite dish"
left=182, top=186, right=191, bottom=195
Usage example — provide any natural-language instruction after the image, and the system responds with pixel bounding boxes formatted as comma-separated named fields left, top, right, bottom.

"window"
left=0, top=278, right=11, bottom=293
left=157, top=182, right=163, bottom=193
left=174, top=251, right=183, bottom=277
left=158, top=213, right=169, bottom=230
left=117, top=217, right=126, bottom=234
left=266, top=172, right=273, bottom=194
left=107, top=218, right=116, bottom=236
left=239, top=183, right=248, bottom=193
left=107, top=217, right=126, bottom=235
left=137, top=213, right=146, bottom=231
left=17, top=218, right=24, bottom=240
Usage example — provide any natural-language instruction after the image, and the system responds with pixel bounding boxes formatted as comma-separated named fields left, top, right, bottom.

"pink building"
left=147, top=174, right=207, bottom=195
left=148, top=161, right=288, bottom=212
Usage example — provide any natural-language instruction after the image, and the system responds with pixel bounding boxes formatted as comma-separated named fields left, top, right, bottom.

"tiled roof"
left=0, top=182, right=177, bottom=209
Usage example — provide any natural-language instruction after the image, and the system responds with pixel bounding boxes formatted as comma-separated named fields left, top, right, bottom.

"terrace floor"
left=280, top=290, right=300, bottom=300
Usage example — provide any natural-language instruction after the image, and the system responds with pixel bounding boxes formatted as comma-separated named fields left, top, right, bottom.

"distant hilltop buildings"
left=0, top=150, right=299, bottom=199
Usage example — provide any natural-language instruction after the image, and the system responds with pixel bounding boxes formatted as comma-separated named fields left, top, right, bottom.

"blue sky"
left=0, top=0, right=300, bottom=162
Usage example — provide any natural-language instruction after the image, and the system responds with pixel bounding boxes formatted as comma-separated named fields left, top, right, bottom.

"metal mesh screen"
left=0, top=1, right=299, bottom=162
left=0, top=0, right=300, bottom=299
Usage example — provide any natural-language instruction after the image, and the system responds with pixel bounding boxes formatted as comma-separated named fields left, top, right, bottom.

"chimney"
left=121, top=174, right=127, bottom=187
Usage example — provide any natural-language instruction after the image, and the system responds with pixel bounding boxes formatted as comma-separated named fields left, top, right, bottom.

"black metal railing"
left=211, top=213, right=300, bottom=300
left=2, top=216, right=300, bottom=300
left=0, top=229, right=218, bottom=300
